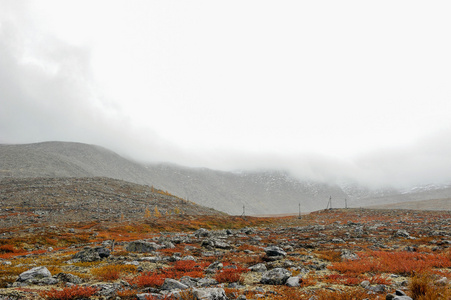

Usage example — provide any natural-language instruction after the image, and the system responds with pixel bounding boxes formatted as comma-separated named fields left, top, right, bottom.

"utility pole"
left=345, top=198, right=348, bottom=209
left=241, top=205, right=245, bottom=217
left=298, top=203, right=302, bottom=219
left=326, top=196, right=332, bottom=210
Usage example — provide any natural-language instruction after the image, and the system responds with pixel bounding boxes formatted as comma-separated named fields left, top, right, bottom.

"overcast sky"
left=1, top=1, right=451, bottom=188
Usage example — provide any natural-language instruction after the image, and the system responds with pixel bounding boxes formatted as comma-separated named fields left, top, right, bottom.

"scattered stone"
left=161, top=278, right=189, bottom=290
left=180, top=276, right=199, bottom=287
left=197, top=278, right=219, bottom=287
left=17, top=267, right=51, bottom=282
left=249, top=263, right=267, bottom=273
left=194, top=228, right=210, bottom=238
left=341, top=249, right=359, bottom=260
left=260, top=268, right=291, bottom=285
left=286, top=276, right=302, bottom=287
left=435, top=276, right=448, bottom=286
left=55, top=273, right=83, bottom=284
left=191, top=288, right=228, bottom=300
left=264, top=246, right=287, bottom=257
left=394, top=230, right=410, bottom=238
left=72, top=246, right=110, bottom=262
left=126, top=240, right=161, bottom=252
left=385, top=290, right=413, bottom=300
left=205, top=261, right=224, bottom=273
left=201, top=239, right=232, bottom=249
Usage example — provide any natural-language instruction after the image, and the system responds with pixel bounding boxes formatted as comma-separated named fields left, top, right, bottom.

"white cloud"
left=1, top=1, right=451, bottom=189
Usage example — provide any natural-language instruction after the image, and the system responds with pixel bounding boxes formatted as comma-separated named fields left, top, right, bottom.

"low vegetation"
left=0, top=209, right=450, bottom=299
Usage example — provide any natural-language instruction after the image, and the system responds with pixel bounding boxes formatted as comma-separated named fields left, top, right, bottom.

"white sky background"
left=1, top=1, right=451, bottom=188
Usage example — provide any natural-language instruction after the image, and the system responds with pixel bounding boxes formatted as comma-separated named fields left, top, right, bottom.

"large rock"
left=264, top=246, right=287, bottom=257
left=386, top=290, right=413, bottom=300
left=161, top=278, right=189, bottom=290
left=260, top=268, right=292, bottom=285
left=249, top=263, right=267, bottom=273
left=192, top=288, right=228, bottom=300
left=17, top=267, right=51, bottom=282
left=73, top=247, right=110, bottom=262
left=126, top=240, right=161, bottom=252
left=55, top=272, right=83, bottom=284
left=286, top=276, right=301, bottom=287
left=394, top=230, right=410, bottom=238
left=194, top=228, right=210, bottom=238
left=205, top=261, right=224, bottom=274
left=201, top=239, right=231, bottom=250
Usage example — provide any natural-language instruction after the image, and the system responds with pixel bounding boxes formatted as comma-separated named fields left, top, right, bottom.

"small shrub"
left=41, top=285, right=97, bottom=300
left=0, top=244, right=19, bottom=254
left=316, top=250, right=342, bottom=262
left=129, top=272, right=165, bottom=288
left=410, top=273, right=451, bottom=300
left=314, top=288, right=377, bottom=300
left=115, top=288, right=138, bottom=299
left=91, top=264, right=137, bottom=281
left=215, top=267, right=247, bottom=283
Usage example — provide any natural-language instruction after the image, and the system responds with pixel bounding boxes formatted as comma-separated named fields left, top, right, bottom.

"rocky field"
left=0, top=177, right=223, bottom=227
left=1, top=209, right=451, bottom=299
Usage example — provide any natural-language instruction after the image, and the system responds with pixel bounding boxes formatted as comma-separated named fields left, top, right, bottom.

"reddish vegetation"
left=2, top=209, right=451, bottom=299
left=129, top=272, right=166, bottom=288
left=330, top=250, right=451, bottom=276
left=215, top=267, right=248, bottom=283
left=41, top=285, right=97, bottom=300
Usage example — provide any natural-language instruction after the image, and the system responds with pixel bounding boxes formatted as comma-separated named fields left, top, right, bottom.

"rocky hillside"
left=1, top=141, right=450, bottom=214
left=0, top=177, right=223, bottom=228
left=0, top=142, right=347, bottom=215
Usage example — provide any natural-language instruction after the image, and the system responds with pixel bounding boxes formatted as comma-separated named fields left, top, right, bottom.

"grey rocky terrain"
left=1, top=209, right=450, bottom=299
left=2, top=141, right=449, bottom=215
left=0, top=177, right=223, bottom=228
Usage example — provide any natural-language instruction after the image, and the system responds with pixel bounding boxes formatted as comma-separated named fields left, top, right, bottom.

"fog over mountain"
left=1, top=142, right=450, bottom=215
left=1, top=1, right=451, bottom=192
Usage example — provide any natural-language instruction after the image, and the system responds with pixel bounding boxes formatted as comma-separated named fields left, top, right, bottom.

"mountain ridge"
left=1, top=141, right=450, bottom=214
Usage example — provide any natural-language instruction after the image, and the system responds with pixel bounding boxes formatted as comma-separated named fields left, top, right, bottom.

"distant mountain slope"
left=0, top=177, right=223, bottom=227
left=0, top=141, right=152, bottom=183
left=368, top=198, right=451, bottom=211
left=0, top=141, right=347, bottom=214
left=2, top=141, right=449, bottom=214
left=143, top=165, right=347, bottom=214
left=349, top=186, right=451, bottom=209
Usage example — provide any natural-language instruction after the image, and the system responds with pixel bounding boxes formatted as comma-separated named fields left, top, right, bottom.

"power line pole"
left=326, top=196, right=332, bottom=210
left=298, top=203, right=302, bottom=219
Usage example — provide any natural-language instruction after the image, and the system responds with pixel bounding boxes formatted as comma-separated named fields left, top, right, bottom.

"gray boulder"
left=286, top=276, right=301, bottom=287
left=341, top=249, right=359, bottom=261
left=194, top=228, right=210, bottom=238
left=180, top=276, right=199, bottom=287
left=17, top=267, right=51, bottom=282
left=161, top=278, right=189, bottom=290
left=192, top=288, right=229, bottom=300
left=386, top=290, right=413, bottom=300
left=260, top=268, right=292, bottom=285
left=137, top=293, right=162, bottom=300
left=201, top=239, right=231, bottom=249
left=197, top=278, right=219, bottom=287
left=55, top=272, right=83, bottom=284
left=126, top=240, right=161, bottom=252
left=264, top=246, right=287, bottom=257
left=73, top=246, right=110, bottom=262
left=249, top=263, right=267, bottom=273
left=394, top=230, right=410, bottom=238
left=205, top=261, right=224, bottom=274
